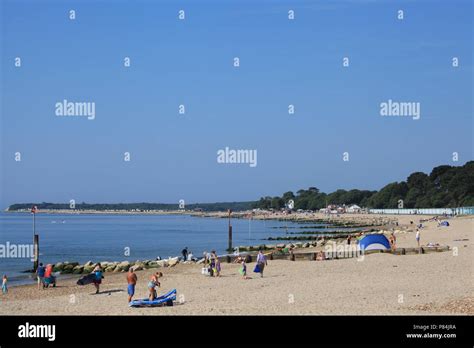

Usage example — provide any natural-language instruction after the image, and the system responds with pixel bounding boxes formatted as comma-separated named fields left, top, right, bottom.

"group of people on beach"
left=35, top=263, right=57, bottom=290
left=233, top=250, right=268, bottom=280
left=4, top=247, right=271, bottom=301
left=181, top=247, right=196, bottom=261
left=126, top=267, right=164, bottom=303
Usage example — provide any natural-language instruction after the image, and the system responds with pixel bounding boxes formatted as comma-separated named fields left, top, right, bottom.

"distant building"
left=346, top=204, right=362, bottom=213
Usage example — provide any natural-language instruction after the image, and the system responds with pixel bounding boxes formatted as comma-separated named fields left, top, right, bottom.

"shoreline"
left=4, top=212, right=391, bottom=286
left=3, top=212, right=463, bottom=278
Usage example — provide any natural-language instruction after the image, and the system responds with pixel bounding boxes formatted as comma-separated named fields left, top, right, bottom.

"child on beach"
left=416, top=229, right=421, bottom=247
left=2, top=275, right=7, bottom=294
left=234, top=257, right=249, bottom=280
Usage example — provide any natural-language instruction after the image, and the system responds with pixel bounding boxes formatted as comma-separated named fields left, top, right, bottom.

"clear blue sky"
left=1, top=0, right=472, bottom=208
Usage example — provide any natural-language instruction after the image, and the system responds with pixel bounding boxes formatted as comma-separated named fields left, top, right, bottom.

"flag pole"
left=227, top=209, right=232, bottom=252
left=32, top=206, right=39, bottom=272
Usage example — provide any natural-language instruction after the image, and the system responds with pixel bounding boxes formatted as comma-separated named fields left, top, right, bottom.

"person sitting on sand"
left=148, top=272, right=162, bottom=301
left=43, top=264, right=56, bottom=288
left=316, top=250, right=326, bottom=261
left=92, top=263, right=103, bottom=294
left=126, top=268, right=137, bottom=303
left=2, top=274, right=7, bottom=294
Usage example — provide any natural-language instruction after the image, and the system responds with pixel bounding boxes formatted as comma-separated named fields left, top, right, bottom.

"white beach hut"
left=346, top=204, right=361, bottom=213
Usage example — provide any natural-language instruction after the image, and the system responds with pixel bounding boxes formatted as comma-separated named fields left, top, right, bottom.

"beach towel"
left=77, top=273, right=96, bottom=286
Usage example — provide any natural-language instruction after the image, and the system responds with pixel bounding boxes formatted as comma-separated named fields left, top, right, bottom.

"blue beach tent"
left=358, top=234, right=391, bottom=251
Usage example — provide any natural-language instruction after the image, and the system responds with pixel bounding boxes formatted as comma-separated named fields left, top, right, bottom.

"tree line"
left=253, top=161, right=474, bottom=210
left=7, top=162, right=473, bottom=212
left=7, top=201, right=255, bottom=212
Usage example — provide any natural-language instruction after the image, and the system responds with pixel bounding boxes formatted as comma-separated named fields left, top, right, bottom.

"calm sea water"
left=0, top=213, right=306, bottom=285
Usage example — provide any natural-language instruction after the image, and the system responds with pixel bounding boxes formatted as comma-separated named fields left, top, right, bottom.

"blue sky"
left=0, top=0, right=472, bottom=208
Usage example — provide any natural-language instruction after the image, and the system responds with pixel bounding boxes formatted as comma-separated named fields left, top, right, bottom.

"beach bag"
left=201, top=267, right=209, bottom=275
left=253, top=264, right=261, bottom=273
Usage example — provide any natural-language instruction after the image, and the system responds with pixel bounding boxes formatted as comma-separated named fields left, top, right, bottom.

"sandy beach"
left=1, top=214, right=472, bottom=315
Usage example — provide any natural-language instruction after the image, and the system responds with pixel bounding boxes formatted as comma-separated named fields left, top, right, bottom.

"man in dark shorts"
left=127, top=268, right=137, bottom=303
left=36, top=263, right=45, bottom=290
left=92, top=263, right=103, bottom=294
left=181, top=247, right=188, bottom=261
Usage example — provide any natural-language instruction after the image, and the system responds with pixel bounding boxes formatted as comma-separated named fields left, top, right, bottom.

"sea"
left=0, top=212, right=316, bottom=285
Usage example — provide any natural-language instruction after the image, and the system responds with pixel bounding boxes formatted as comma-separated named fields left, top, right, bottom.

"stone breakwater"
left=49, top=257, right=182, bottom=275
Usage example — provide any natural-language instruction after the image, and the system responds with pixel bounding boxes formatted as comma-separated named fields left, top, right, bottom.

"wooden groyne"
left=218, top=245, right=451, bottom=263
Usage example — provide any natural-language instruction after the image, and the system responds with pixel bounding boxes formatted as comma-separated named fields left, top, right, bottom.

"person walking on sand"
left=2, top=274, right=7, bottom=294
left=126, top=268, right=137, bottom=303
left=36, top=263, right=45, bottom=290
left=416, top=229, right=421, bottom=247
left=181, top=247, right=188, bottom=261
left=235, top=256, right=249, bottom=280
left=92, top=263, right=103, bottom=294
left=255, top=250, right=268, bottom=278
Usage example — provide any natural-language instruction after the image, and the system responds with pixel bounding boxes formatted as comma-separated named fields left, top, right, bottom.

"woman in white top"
left=415, top=230, right=421, bottom=247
